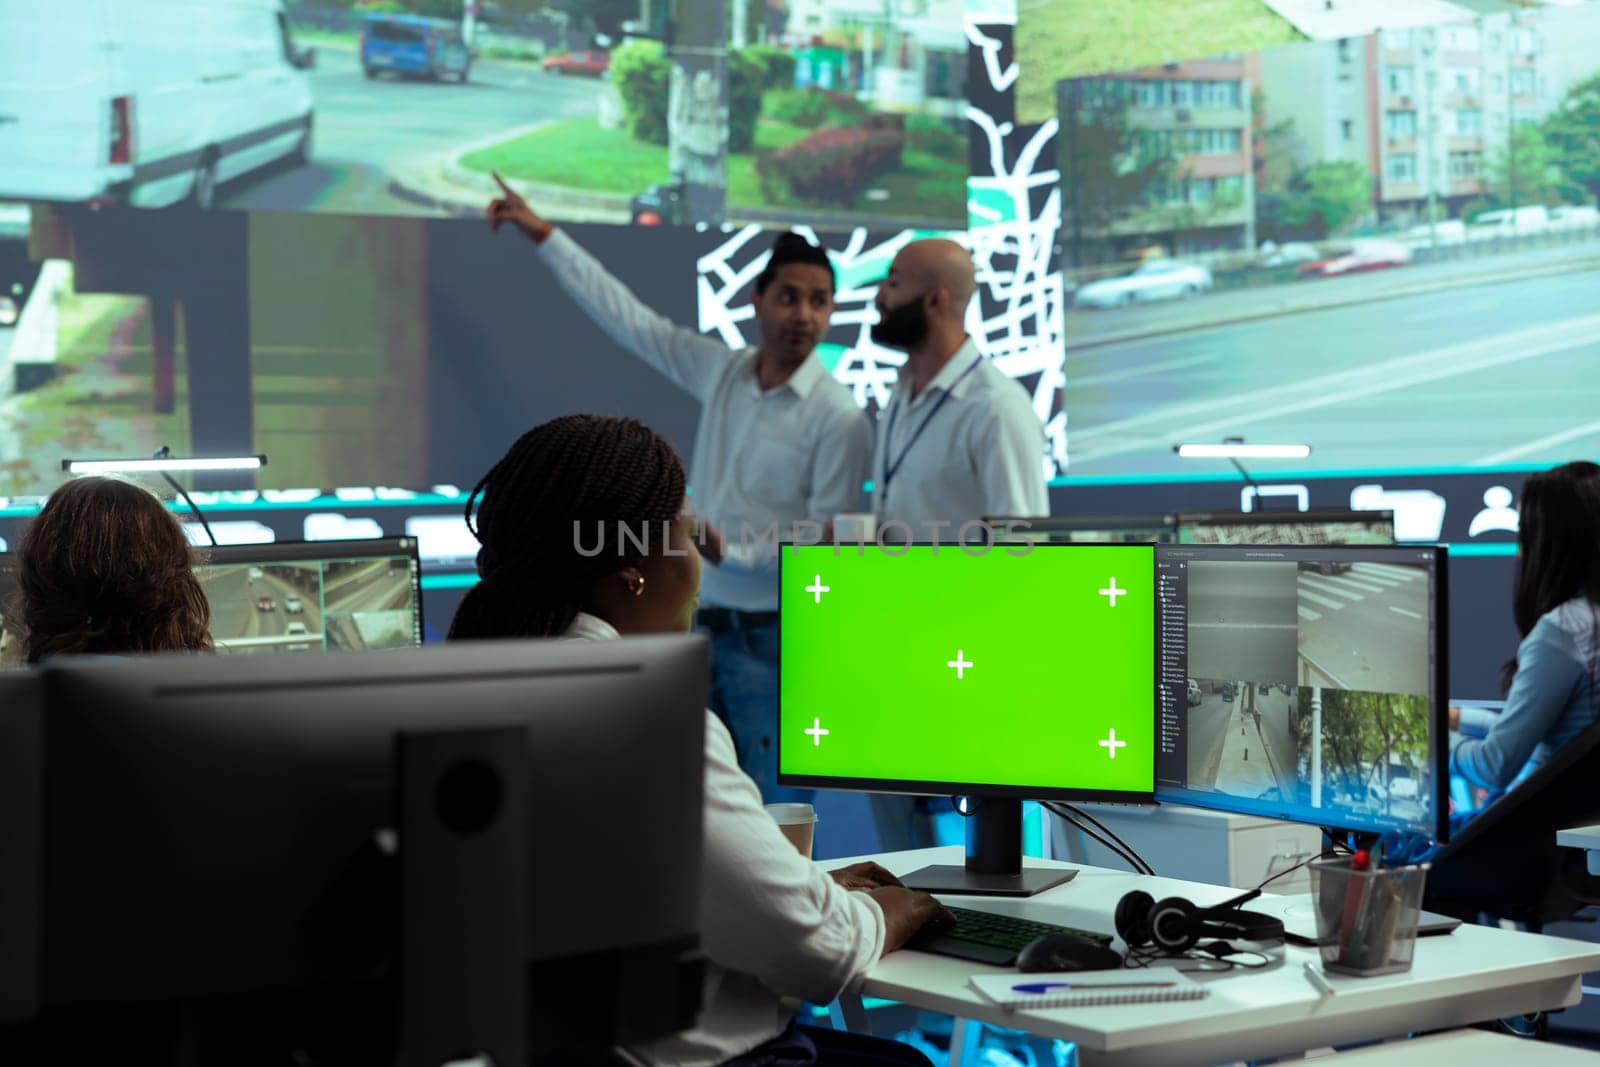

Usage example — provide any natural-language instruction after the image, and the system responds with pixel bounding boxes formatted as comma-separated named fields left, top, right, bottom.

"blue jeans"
left=702, top=617, right=813, bottom=805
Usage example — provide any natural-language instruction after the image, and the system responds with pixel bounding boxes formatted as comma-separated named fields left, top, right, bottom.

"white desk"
left=1556, top=824, right=1600, bottom=876
left=827, top=847, right=1600, bottom=1067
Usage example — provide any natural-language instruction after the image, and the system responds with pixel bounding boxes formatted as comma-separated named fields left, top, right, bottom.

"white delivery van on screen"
left=0, top=0, right=315, bottom=209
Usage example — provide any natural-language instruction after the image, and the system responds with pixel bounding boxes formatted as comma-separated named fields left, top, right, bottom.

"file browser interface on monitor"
left=778, top=543, right=1156, bottom=800
left=1154, top=543, right=1447, bottom=840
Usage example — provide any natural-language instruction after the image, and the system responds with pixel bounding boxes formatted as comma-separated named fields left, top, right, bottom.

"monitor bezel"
left=1151, top=542, right=1449, bottom=844
left=982, top=513, right=1178, bottom=543
left=775, top=539, right=1159, bottom=803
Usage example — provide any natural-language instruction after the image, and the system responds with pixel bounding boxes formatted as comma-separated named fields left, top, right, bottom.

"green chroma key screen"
left=779, top=543, right=1156, bottom=796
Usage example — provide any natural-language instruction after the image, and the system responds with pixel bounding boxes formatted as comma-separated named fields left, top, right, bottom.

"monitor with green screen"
left=778, top=542, right=1157, bottom=895
left=779, top=543, right=1156, bottom=798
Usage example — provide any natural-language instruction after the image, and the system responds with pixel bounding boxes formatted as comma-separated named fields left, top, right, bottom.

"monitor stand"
left=900, top=797, right=1076, bottom=897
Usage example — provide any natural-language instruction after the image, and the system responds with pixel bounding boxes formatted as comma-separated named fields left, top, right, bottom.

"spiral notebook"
left=969, top=971, right=1207, bottom=1009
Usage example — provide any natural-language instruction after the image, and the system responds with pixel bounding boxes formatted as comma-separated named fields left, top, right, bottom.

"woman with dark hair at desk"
left=1450, top=460, right=1600, bottom=803
left=449, top=414, right=951, bottom=1067
left=14, top=475, right=212, bottom=662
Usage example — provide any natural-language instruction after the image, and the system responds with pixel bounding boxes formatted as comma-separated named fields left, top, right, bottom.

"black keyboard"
left=906, top=906, right=1113, bottom=966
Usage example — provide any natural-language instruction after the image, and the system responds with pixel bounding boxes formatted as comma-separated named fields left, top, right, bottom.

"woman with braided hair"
left=447, top=412, right=702, bottom=640
left=449, top=414, right=950, bottom=1067
left=15, top=475, right=211, bottom=662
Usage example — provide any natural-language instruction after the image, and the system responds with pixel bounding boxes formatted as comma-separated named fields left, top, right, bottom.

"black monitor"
left=0, top=637, right=710, bottom=1063
left=779, top=541, right=1158, bottom=896
left=197, top=539, right=424, bottom=654
left=985, top=513, right=1177, bottom=544
left=1154, top=543, right=1449, bottom=842
left=1177, top=509, right=1396, bottom=546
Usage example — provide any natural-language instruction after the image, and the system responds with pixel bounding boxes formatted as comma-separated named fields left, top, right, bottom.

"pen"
left=1012, top=981, right=1177, bottom=991
left=1303, top=961, right=1335, bottom=997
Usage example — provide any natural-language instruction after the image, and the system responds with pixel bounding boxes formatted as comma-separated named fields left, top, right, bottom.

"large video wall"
left=0, top=0, right=1590, bottom=695
left=2, top=0, right=1595, bottom=499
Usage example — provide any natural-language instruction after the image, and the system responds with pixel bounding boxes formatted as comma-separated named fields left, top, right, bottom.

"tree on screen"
left=1481, top=124, right=1585, bottom=210
left=1057, top=78, right=1176, bottom=267
left=1307, top=689, right=1430, bottom=814
left=1543, top=72, right=1600, bottom=203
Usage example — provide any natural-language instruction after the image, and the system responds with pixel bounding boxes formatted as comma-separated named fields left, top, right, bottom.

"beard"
left=870, top=297, right=929, bottom=350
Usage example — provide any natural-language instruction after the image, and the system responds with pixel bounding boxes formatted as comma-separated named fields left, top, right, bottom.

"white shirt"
left=564, top=613, right=887, bottom=1066
left=870, top=337, right=1049, bottom=540
left=538, top=230, right=873, bottom=612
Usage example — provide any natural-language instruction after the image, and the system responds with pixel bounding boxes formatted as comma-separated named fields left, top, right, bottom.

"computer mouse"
left=1016, top=934, right=1125, bottom=973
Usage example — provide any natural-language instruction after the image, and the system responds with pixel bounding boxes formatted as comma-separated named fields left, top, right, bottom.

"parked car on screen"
left=0, top=0, right=316, bottom=209
left=1467, top=205, right=1548, bottom=236
left=1257, top=242, right=1320, bottom=268
left=360, top=13, right=472, bottom=82
left=542, top=49, right=610, bottom=77
left=1220, top=682, right=1236, bottom=703
left=1187, top=679, right=1203, bottom=707
left=1073, top=259, right=1213, bottom=308
left=1299, top=239, right=1412, bottom=278
left=1550, top=205, right=1600, bottom=230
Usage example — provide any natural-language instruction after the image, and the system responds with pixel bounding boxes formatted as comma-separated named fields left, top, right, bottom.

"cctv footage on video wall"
left=0, top=0, right=969, bottom=230
left=1040, top=2, right=1600, bottom=480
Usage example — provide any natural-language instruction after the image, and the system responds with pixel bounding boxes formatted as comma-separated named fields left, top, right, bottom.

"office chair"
left=1425, top=717, right=1600, bottom=930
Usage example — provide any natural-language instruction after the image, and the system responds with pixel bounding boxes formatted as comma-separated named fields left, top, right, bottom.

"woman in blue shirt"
left=1450, top=461, right=1600, bottom=802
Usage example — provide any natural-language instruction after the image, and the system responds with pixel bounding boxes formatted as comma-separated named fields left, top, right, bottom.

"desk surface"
left=830, top=847, right=1600, bottom=1067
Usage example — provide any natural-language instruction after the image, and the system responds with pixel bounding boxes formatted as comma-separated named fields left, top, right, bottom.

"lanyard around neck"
left=880, top=355, right=983, bottom=500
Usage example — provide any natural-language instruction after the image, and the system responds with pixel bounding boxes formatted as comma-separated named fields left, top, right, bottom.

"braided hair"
left=447, top=414, right=688, bottom=640
left=16, top=476, right=212, bottom=663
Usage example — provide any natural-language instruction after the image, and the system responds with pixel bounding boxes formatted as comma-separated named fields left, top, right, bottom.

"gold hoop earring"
left=632, top=575, right=646, bottom=598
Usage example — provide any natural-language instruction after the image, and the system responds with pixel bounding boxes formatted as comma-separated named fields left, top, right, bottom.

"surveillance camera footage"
left=1157, top=544, right=1443, bottom=838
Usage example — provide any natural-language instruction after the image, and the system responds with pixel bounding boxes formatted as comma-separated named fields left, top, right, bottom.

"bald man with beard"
left=870, top=238, right=1047, bottom=545
left=866, top=238, right=1049, bottom=850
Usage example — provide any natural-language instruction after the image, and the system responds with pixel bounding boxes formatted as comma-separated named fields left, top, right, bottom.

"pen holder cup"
left=1309, top=857, right=1430, bottom=977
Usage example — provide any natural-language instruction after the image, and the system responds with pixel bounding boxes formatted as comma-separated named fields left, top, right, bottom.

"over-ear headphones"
left=1114, top=887, right=1284, bottom=954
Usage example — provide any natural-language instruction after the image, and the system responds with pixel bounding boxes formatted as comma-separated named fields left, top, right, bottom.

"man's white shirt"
left=870, top=336, right=1049, bottom=539
left=538, top=229, right=872, bottom=612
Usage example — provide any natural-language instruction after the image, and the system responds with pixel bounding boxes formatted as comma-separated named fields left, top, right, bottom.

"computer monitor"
left=984, top=514, right=1177, bottom=544
left=0, top=539, right=424, bottom=662
left=1177, top=509, right=1396, bottom=546
left=196, top=538, right=423, bottom=654
left=2, top=637, right=710, bottom=1063
left=779, top=542, right=1157, bottom=896
left=1153, top=543, right=1448, bottom=842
